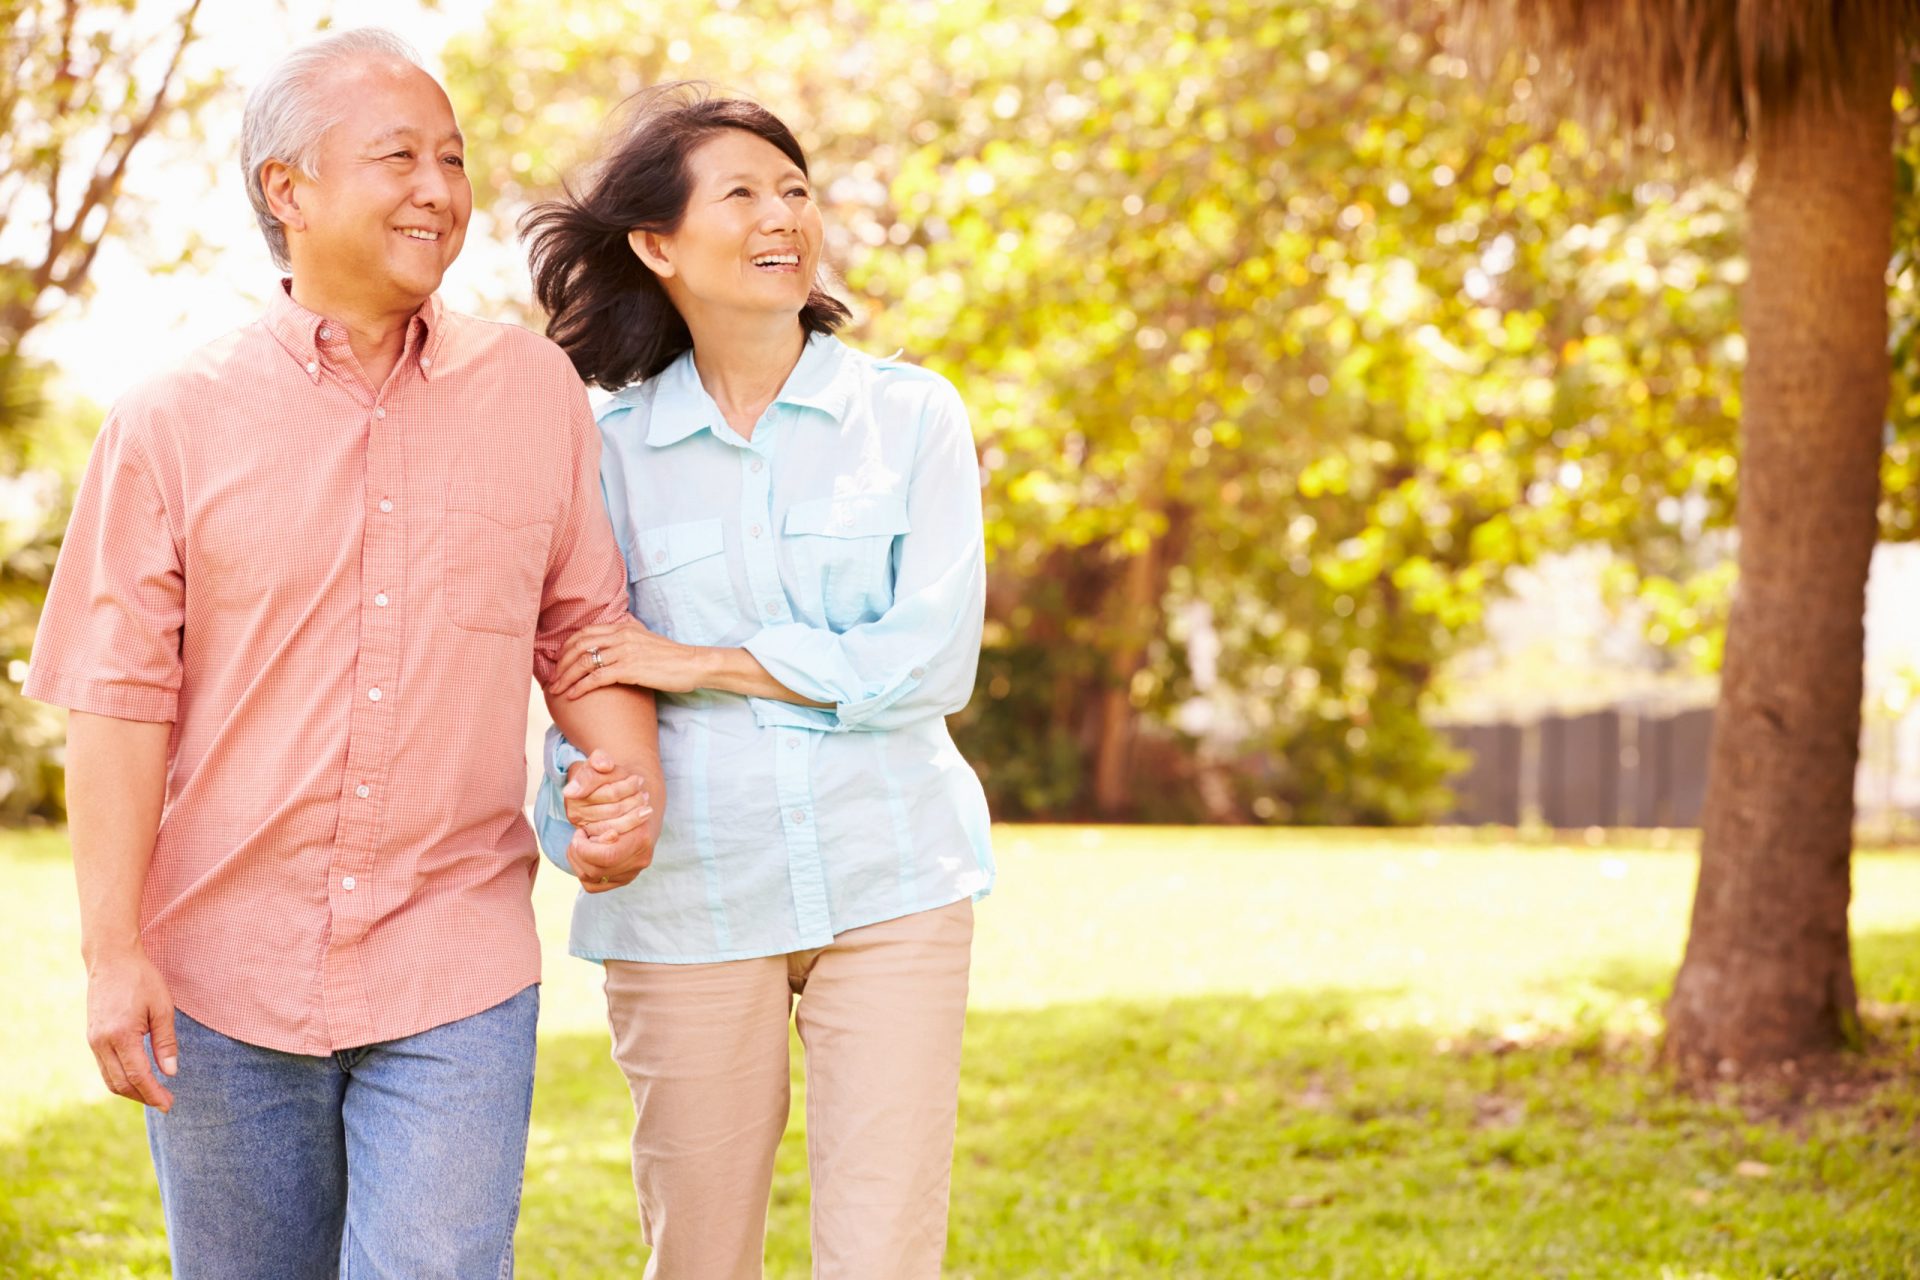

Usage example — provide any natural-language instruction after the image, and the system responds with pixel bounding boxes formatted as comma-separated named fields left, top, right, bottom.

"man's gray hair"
left=241, top=28, right=423, bottom=270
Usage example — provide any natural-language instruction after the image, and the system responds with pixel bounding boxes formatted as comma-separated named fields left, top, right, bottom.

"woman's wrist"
left=690, top=643, right=733, bottom=692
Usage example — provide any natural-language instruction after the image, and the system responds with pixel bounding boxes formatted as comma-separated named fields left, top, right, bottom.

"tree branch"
left=25, top=0, right=203, bottom=335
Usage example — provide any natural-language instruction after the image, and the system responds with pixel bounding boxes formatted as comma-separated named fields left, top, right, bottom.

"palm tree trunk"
left=1663, top=66, right=1891, bottom=1073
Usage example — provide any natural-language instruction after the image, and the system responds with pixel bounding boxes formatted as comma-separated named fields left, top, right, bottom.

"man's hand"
left=563, top=748, right=658, bottom=893
left=85, top=946, right=178, bottom=1111
left=564, top=749, right=653, bottom=839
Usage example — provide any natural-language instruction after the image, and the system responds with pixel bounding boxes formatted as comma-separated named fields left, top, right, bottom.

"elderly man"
left=25, top=28, right=658, bottom=1279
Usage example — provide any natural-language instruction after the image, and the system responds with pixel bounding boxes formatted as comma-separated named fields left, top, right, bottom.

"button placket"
left=739, top=430, right=788, bottom=625
left=773, top=726, right=831, bottom=940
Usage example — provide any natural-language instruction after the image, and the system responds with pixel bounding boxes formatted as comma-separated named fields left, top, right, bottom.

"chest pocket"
left=444, top=482, right=552, bottom=638
left=629, top=518, right=734, bottom=646
left=783, top=494, right=911, bottom=632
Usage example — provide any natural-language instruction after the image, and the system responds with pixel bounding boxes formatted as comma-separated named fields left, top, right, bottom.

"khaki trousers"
left=603, top=898, right=974, bottom=1280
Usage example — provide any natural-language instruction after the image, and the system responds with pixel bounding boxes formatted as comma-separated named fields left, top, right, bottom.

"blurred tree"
left=1465, top=0, right=1911, bottom=1074
left=0, top=0, right=211, bottom=821
left=447, top=0, right=1752, bottom=824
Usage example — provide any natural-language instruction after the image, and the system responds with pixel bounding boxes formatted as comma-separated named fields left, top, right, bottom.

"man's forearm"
left=66, top=712, right=171, bottom=965
left=546, top=684, right=666, bottom=835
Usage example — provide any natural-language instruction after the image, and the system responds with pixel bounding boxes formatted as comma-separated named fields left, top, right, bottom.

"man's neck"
left=684, top=314, right=807, bottom=440
left=288, top=276, right=424, bottom=394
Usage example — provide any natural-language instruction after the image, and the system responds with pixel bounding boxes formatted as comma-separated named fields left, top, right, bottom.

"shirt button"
left=791, top=810, right=808, bottom=824
left=420, top=357, right=432, bottom=370
left=318, top=328, right=331, bottom=341
left=374, top=406, right=386, bottom=420
left=653, top=550, right=667, bottom=565
left=749, top=524, right=763, bottom=538
left=911, top=666, right=926, bottom=679
left=355, top=784, right=370, bottom=799
left=342, top=876, right=357, bottom=891
left=379, top=498, right=393, bottom=513
left=764, top=601, right=780, bottom=616
left=367, top=687, right=382, bottom=702
left=374, top=592, right=389, bottom=607
left=305, top=360, right=318, bottom=374
left=750, top=459, right=764, bottom=473
left=785, top=738, right=798, bottom=749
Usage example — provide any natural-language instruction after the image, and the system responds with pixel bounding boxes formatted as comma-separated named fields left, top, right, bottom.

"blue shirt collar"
left=635, top=333, right=854, bottom=448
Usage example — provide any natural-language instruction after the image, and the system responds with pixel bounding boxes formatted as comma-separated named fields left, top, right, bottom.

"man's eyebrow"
left=364, top=125, right=465, bottom=149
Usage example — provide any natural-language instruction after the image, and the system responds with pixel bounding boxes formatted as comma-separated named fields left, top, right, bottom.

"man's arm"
left=67, top=711, right=179, bottom=1111
left=544, top=684, right=665, bottom=893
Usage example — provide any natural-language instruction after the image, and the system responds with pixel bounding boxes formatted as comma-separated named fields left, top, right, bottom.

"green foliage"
left=0, top=0, right=217, bottom=824
left=8, top=827, right=1920, bottom=1275
left=445, top=0, right=1752, bottom=823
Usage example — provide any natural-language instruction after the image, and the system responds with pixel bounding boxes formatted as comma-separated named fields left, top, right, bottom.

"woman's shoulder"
left=839, top=342, right=967, bottom=423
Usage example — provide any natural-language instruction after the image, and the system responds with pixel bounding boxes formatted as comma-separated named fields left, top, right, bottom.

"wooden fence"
left=1444, top=707, right=1715, bottom=828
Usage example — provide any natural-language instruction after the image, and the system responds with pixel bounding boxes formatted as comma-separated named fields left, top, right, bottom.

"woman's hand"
left=551, top=615, right=709, bottom=699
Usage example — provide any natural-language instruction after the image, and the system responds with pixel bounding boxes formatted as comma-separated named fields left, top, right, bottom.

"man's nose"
left=414, top=160, right=455, bottom=210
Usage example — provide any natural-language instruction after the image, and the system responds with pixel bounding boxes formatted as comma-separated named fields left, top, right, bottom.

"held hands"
left=563, top=748, right=658, bottom=893
left=550, top=615, right=706, bottom=700
left=86, top=946, right=178, bottom=1111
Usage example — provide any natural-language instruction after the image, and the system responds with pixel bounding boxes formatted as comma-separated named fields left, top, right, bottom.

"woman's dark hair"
left=521, top=84, right=851, bottom=389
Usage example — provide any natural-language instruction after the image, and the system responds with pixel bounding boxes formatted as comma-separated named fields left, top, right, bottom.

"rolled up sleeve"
left=23, top=411, right=184, bottom=722
left=743, top=379, right=984, bottom=733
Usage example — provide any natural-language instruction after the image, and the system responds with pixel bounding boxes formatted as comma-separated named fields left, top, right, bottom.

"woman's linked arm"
left=736, top=377, right=986, bottom=733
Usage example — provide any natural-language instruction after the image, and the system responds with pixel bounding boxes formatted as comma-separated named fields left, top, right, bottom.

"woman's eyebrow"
left=714, top=169, right=806, bottom=184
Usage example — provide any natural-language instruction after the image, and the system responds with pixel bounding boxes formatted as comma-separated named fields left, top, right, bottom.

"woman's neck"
left=685, top=316, right=808, bottom=441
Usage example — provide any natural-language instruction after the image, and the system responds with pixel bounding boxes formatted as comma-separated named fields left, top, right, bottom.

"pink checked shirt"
left=26, top=284, right=630, bottom=1055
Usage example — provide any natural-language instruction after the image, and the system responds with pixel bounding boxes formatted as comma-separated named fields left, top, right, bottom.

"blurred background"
left=5, top=2, right=1920, bottom=1275
left=5, top=0, right=1920, bottom=837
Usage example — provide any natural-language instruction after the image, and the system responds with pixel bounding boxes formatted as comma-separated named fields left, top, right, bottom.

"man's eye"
left=388, top=150, right=413, bottom=161
left=729, top=187, right=752, bottom=198
left=787, top=187, right=809, bottom=199
left=443, top=155, right=466, bottom=169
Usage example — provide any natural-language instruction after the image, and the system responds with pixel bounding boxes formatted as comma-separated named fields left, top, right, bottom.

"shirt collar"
left=263, top=278, right=448, bottom=384
left=640, top=333, right=854, bottom=448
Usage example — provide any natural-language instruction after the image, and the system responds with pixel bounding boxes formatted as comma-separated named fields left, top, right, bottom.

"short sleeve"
left=23, top=410, right=185, bottom=721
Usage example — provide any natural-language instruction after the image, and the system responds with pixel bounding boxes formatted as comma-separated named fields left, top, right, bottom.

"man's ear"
left=627, top=228, right=674, bottom=279
left=260, top=159, right=306, bottom=234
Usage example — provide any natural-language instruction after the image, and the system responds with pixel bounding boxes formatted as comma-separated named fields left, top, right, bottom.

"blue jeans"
left=144, top=984, right=539, bottom=1280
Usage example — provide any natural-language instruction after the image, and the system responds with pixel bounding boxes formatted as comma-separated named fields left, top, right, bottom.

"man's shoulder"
left=437, top=309, right=580, bottom=383
left=109, top=323, right=264, bottom=439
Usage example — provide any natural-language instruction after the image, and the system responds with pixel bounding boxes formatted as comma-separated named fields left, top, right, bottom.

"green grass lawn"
left=4, top=825, right=1918, bottom=1278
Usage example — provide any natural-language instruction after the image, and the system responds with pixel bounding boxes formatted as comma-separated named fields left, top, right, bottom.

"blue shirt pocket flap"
left=784, top=494, right=912, bottom=539
left=629, top=517, right=726, bottom=580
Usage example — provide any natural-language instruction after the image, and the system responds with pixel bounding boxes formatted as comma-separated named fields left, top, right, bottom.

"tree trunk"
left=1090, top=543, right=1159, bottom=816
left=1663, top=69, right=1891, bottom=1074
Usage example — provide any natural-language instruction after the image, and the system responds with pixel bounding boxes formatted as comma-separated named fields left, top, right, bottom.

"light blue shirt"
left=535, top=334, right=994, bottom=962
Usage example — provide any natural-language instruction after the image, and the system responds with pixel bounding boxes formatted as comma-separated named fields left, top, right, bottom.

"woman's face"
left=635, top=129, right=824, bottom=321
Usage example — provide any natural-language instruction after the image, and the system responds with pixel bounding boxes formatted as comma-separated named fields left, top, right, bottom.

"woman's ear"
left=628, top=228, right=675, bottom=278
left=260, top=159, right=306, bottom=234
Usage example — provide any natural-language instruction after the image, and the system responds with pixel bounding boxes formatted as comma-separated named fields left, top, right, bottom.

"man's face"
left=287, top=59, right=470, bottom=309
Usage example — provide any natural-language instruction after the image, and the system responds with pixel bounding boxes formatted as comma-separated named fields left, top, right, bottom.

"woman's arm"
left=548, top=620, right=830, bottom=707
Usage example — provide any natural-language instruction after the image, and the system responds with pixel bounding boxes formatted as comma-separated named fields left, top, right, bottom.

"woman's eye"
left=388, top=151, right=413, bottom=161
left=786, top=187, right=809, bottom=199
left=443, top=155, right=465, bottom=169
left=729, top=187, right=752, bottom=198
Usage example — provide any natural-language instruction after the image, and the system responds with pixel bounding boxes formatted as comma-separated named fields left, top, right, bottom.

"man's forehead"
left=315, top=60, right=459, bottom=140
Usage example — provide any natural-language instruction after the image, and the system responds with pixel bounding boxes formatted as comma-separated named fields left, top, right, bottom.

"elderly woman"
left=523, top=87, right=993, bottom=1278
